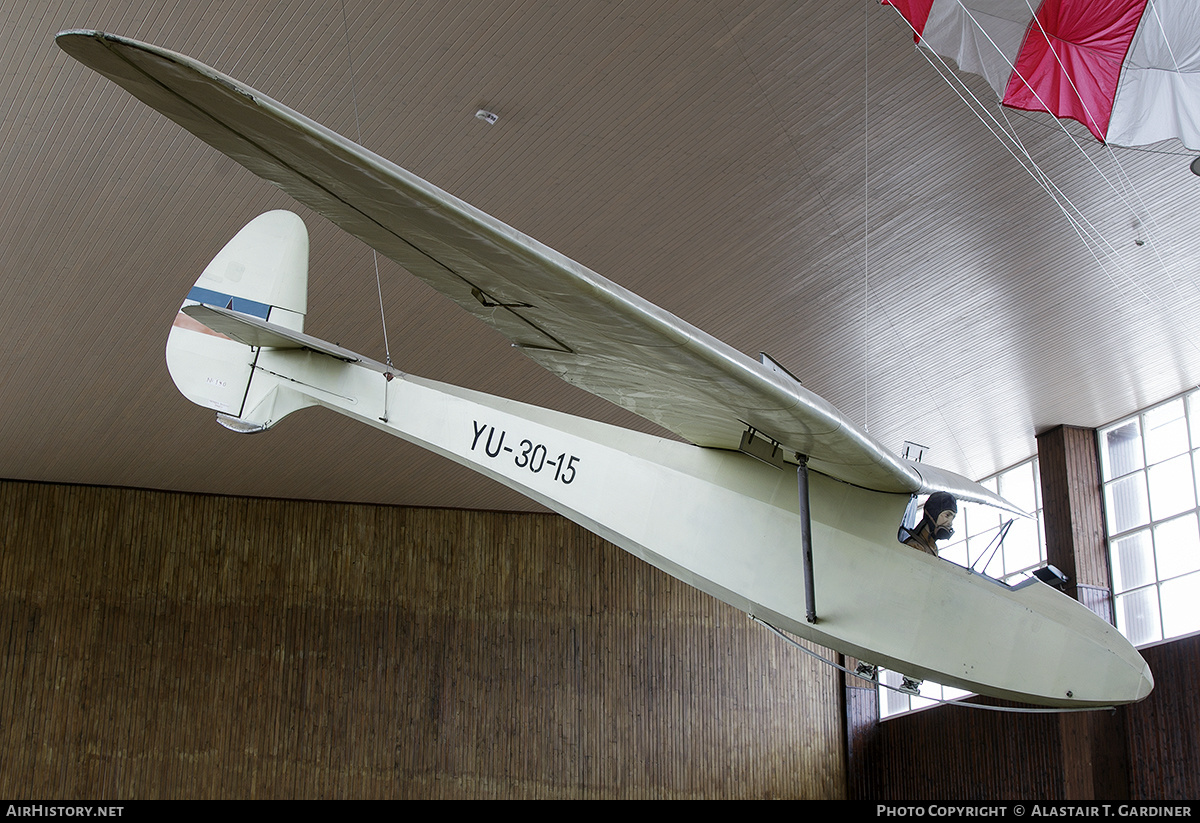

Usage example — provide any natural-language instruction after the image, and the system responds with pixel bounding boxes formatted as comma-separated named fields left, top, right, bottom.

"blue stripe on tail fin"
left=166, top=210, right=315, bottom=430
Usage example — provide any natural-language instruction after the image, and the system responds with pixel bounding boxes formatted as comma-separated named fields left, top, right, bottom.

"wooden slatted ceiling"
left=1, top=0, right=1200, bottom=509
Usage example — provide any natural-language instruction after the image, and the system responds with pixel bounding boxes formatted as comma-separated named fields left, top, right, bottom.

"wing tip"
left=909, top=460, right=1032, bottom=519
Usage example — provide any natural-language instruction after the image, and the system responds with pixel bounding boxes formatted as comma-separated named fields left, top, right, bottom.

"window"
left=1099, top=391, right=1200, bottom=646
left=938, top=458, right=1044, bottom=583
left=877, top=670, right=973, bottom=718
left=879, top=458, right=1044, bottom=718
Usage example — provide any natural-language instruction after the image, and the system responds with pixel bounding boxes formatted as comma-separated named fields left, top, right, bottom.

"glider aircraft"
left=57, top=30, right=1154, bottom=708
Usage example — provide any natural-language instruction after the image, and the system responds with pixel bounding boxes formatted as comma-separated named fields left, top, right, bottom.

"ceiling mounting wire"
left=339, top=0, right=394, bottom=371
left=715, top=3, right=906, bottom=427
left=1003, top=108, right=1193, bottom=157
left=882, top=1, right=1200, bottom=358
left=984, top=3, right=1195, bottom=336
left=861, top=2, right=977, bottom=475
left=863, top=0, right=871, bottom=434
left=1014, top=0, right=1197, bottom=320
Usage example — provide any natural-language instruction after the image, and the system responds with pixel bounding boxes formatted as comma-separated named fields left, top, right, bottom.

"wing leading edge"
left=57, top=29, right=1021, bottom=514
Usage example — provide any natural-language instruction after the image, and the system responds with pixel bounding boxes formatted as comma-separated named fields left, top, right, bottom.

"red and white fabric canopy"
left=883, top=0, right=1200, bottom=149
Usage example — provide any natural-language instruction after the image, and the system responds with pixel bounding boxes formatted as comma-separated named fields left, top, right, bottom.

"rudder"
left=166, top=210, right=314, bottom=432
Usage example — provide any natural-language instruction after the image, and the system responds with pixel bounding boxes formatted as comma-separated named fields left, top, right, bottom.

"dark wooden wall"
left=844, top=634, right=1200, bottom=800
left=0, top=479, right=844, bottom=799
left=845, top=689, right=1067, bottom=800
left=1123, top=635, right=1200, bottom=800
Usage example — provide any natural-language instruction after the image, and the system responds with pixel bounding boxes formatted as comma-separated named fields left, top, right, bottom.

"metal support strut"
left=797, top=454, right=817, bottom=623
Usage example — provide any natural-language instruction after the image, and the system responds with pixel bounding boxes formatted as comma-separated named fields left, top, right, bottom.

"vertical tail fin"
left=166, top=210, right=315, bottom=431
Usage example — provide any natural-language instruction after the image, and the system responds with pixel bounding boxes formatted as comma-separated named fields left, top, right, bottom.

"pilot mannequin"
left=904, top=491, right=957, bottom=556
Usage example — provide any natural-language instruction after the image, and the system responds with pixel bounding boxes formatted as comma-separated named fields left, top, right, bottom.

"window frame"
left=1098, top=390, right=1200, bottom=648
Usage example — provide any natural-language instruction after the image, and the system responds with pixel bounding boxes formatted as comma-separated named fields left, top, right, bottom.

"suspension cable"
left=882, top=2, right=1200, bottom=355
left=339, top=0, right=393, bottom=370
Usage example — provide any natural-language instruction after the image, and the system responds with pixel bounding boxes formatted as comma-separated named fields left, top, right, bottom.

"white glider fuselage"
left=184, top=322, right=1152, bottom=708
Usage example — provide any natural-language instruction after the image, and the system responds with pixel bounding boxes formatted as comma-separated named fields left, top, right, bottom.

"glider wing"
left=58, top=30, right=1019, bottom=512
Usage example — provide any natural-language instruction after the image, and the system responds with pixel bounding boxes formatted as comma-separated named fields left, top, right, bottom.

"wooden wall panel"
left=1037, top=425, right=1131, bottom=799
left=845, top=693, right=1066, bottom=800
left=1124, top=635, right=1200, bottom=800
left=0, top=479, right=843, bottom=799
left=1037, top=425, right=1112, bottom=618
left=845, top=635, right=1200, bottom=801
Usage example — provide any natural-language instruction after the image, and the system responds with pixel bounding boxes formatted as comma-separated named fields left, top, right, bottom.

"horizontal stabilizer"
left=182, top=304, right=387, bottom=371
